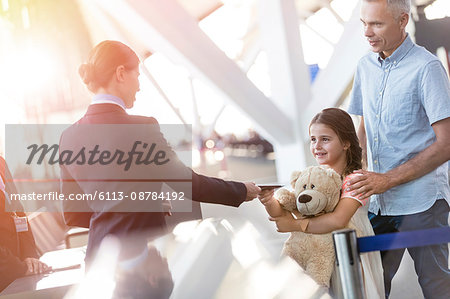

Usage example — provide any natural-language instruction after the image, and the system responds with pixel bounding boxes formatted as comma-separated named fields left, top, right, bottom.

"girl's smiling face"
left=309, top=123, right=349, bottom=174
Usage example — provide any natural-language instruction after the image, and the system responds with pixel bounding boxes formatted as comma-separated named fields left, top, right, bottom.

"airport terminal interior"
left=0, top=0, right=449, bottom=298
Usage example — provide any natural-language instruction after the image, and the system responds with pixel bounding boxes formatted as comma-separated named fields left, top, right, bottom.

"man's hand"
left=346, top=170, right=393, bottom=200
left=24, top=258, right=51, bottom=275
left=243, top=182, right=261, bottom=201
left=269, top=211, right=300, bottom=233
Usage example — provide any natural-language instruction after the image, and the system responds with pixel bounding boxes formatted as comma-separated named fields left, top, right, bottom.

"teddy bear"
left=276, top=166, right=353, bottom=287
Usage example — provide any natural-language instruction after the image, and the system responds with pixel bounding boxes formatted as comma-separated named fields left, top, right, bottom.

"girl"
left=258, top=108, right=384, bottom=298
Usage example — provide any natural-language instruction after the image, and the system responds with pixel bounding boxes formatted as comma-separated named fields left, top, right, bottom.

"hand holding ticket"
left=257, top=184, right=284, bottom=191
left=257, top=184, right=283, bottom=205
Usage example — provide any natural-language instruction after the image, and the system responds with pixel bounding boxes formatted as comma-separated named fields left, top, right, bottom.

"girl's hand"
left=269, top=212, right=301, bottom=232
left=257, top=189, right=275, bottom=205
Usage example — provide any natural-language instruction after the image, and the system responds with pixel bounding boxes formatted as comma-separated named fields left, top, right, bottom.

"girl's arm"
left=270, top=197, right=361, bottom=234
left=258, top=189, right=287, bottom=218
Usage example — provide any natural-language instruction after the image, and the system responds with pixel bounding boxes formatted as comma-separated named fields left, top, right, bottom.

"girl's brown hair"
left=79, top=40, right=139, bottom=92
left=310, top=108, right=362, bottom=176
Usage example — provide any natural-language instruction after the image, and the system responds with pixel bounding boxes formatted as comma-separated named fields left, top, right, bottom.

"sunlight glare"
left=231, top=222, right=264, bottom=268
left=330, top=0, right=359, bottom=21
left=21, top=6, right=30, bottom=29
left=2, top=43, right=58, bottom=96
left=305, top=7, right=343, bottom=44
left=1, top=0, right=8, bottom=11
left=214, top=150, right=224, bottom=161
left=172, top=220, right=200, bottom=243
left=68, top=236, right=120, bottom=299
left=205, top=139, right=215, bottom=149
left=424, top=0, right=450, bottom=20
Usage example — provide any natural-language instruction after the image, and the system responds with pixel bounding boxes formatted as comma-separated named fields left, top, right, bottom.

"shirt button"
left=385, top=69, right=388, bottom=73
left=374, top=137, right=378, bottom=142
left=374, top=160, right=378, bottom=164
left=379, top=91, right=382, bottom=95
left=376, top=114, right=379, bottom=118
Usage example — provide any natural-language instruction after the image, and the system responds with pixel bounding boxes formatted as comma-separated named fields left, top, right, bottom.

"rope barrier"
left=357, top=226, right=450, bottom=253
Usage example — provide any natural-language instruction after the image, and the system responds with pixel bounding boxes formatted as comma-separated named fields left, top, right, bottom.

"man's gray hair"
left=363, top=0, right=411, bottom=17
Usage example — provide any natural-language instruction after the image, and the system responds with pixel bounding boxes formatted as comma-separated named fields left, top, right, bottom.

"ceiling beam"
left=258, top=0, right=311, bottom=179
left=92, top=0, right=294, bottom=144
left=300, top=1, right=369, bottom=138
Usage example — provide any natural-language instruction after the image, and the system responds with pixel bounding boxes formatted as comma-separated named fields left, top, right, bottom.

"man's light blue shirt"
left=348, top=35, right=450, bottom=216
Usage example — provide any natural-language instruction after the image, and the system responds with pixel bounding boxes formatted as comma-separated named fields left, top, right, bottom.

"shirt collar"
left=376, top=34, right=414, bottom=66
left=91, top=94, right=126, bottom=110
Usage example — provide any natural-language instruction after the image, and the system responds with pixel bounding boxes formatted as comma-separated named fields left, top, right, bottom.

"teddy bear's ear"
left=290, top=171, right=302, bottom=188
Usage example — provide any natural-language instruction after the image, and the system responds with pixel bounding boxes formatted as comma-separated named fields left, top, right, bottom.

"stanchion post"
left=332, top=229, right=365, bottom=299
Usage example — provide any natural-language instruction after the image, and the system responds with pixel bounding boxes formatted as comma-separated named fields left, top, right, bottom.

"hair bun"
left=78, top=63, right=95, bottom=84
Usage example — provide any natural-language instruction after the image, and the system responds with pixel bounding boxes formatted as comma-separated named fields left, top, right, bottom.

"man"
left=346, top=0, right=450, bottom=298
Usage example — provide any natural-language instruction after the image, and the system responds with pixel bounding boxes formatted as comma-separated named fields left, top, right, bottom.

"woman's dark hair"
left=79, top=40, right=139, bottom=92
left=310, top=108, right=362, bottom=176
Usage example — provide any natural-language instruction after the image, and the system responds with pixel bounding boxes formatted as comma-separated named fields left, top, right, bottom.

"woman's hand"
left=23, top=258, right=51, bottom=275
left=269, top=212, right=302, bottom=233
left=244, top=182, right=262, bottom=201
left=257, top=189, right=275, bottom=205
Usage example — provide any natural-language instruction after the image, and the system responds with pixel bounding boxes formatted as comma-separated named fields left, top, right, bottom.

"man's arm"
left=348, top=117, right=450, bottom=199
left=357, top=117, right=367, bottom=169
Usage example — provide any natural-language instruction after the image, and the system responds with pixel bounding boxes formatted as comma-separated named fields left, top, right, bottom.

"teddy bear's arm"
left=276, top=189, right=297, bottom=212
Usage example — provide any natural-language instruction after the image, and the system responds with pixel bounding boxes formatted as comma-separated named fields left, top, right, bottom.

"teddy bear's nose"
left=298, top=194, right=312, bottom=203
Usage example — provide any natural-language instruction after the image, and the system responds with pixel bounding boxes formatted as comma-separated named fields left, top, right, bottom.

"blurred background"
left=0, top=0, right=449, bottom=181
